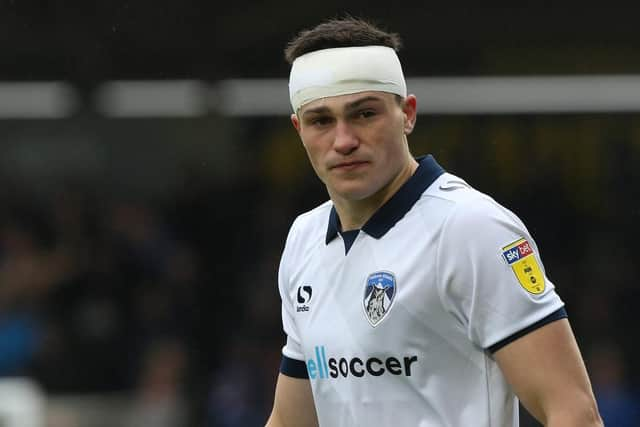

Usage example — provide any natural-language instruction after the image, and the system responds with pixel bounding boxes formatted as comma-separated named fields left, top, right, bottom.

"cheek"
left=302, top=139, right=317, bottom=159
left=374, top=125, right=405, bottom=156
left=301, top=134, right=327, bottom=159
left=301, top=140, right=326, bottom=174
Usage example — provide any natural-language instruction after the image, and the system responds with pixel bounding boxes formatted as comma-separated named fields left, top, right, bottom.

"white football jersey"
left=278, top=155, right=565, bottom=427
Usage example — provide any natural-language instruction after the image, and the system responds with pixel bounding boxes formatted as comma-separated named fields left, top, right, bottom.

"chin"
left=332, top=175, right=386, bottom=198
left=331, top=185, right=376, bottom=201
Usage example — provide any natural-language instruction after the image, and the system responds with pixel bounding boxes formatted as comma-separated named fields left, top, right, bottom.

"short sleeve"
left=278, top=228, right=305, bottom=363
left=436, top=196, right=565, bottom=350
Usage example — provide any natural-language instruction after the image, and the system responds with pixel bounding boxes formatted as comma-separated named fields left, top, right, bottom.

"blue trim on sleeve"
left=488, top=307, right=568, bottom=353
left=280, top=355, right=309, bottom=379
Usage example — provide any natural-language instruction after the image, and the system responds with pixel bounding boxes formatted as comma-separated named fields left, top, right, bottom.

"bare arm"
left=265, top=373, right=318, bottom=427
left=494, top=318, right=603, bottom=426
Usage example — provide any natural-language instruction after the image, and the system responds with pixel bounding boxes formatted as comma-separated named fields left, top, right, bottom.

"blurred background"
left=1, top=2, right=639, bottom=426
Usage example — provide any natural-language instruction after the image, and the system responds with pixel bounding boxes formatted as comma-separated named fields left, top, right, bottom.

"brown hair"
left=284, top=17, right=402, bottom=64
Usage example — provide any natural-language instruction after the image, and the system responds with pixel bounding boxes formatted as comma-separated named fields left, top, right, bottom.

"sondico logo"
left=306, top=346, right=418, bottom=379
left=296, top=285, right=312, bottom=312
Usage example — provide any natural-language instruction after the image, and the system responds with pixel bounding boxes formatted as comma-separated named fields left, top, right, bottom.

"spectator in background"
left=588, top=342, right=640, bottom=427
left=0, top=214, right=53, bottom=377
left=207, top=338, right=275, bottom=427
left=126, top=338, right=189, bottom=427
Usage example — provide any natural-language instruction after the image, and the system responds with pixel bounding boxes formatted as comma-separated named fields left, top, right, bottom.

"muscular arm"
left=265, top=374, right=318, bottom=427
left=494, top=318, right=603, bottom=426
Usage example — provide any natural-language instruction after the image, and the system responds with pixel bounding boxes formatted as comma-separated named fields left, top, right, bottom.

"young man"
left=266, top=18, right=603, bottom=427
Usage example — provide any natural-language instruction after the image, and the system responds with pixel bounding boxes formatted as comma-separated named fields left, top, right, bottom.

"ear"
left=291, top=113, right=301, bottom=133
left=402, top=94, right=417, bottom=135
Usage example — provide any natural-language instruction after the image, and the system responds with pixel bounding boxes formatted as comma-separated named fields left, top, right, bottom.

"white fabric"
left=278, top=172, right=564, bottom=427
left=288, top=46, right=407, bottom=111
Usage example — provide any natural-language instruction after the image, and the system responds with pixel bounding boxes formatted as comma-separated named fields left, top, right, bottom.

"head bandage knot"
left=288, top=46, right=407, bottom=112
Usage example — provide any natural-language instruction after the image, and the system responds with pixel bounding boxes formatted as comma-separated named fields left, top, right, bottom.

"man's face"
left=291, top=91, right=417, bottom=202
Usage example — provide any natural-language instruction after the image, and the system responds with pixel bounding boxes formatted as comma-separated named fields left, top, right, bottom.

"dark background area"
left=3, top=2, right=640, bottom=81
left=1, top=2, right=639, bottom=426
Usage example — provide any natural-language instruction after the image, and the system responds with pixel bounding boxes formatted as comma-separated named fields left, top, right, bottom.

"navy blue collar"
left=325, top=155, right=445, bottom=244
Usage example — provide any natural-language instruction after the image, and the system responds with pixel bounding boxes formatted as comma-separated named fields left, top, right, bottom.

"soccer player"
left=266, top=17, right=603, bottom=427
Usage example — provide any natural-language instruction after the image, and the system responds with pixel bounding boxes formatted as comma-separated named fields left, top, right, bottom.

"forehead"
left=299, top=91, right=395, bottom=115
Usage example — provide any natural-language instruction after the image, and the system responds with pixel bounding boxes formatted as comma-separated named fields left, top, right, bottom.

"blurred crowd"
left=0, top=180, right=289, bottom=426
left=0, top=115, right=639, bottom=426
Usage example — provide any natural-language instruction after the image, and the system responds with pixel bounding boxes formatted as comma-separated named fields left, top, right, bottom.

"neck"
left=331, top=157, right=419, bottom=231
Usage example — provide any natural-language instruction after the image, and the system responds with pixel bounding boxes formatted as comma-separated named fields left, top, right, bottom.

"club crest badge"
left=363, top=271, right=396, bottom=327
left=502, top=238, right=545, bottom=294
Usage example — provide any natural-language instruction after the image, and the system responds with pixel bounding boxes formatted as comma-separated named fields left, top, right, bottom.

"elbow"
left=574, top=396, right=604, bottom=427
left=586, top=404, right=604, bottom=427
left=576, top=406, right=604, bottom=427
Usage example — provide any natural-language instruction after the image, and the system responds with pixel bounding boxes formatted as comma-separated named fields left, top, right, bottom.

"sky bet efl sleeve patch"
left=501, top=238, right=545, bottom=294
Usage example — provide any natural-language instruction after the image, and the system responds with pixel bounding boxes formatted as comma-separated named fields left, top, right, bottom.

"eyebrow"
left=344, top=96, right=384, bottom=111
left=301, top=95, right=384, bottom=118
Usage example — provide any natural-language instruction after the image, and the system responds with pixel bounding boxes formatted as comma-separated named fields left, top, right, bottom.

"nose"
left=333, top=120, right=359, bottom=155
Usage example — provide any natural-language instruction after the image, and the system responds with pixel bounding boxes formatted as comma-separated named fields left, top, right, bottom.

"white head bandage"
left=288, top=45, right=407, bottom=112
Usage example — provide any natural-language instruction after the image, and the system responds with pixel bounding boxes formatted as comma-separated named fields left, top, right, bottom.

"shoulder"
left=287, top=200, right=332, bottom=240
left=282, top=200, right=333, bottom=259
left=423, top=172, right=493, bottom=206
left=279, top=201, right=332, bottom=291
left=418, top=172, right=515, bottom=226
left=418, top=173, right=529, bottom=250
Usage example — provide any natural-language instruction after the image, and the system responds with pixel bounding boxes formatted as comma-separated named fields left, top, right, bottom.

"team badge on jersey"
left=501, top=238, right=545, bottom=294
left=363, top=271, right=396, bottom=326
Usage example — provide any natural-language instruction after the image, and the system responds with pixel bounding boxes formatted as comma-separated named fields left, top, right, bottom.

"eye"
left=310, top=116, right=333, bottom=126
left=357, top=109, right=376, bottom=119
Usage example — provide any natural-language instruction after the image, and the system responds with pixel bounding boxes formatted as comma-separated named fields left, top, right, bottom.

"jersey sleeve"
left=278, top=224, right=306, bottom=365
left=436, top=195, right=565, bottom=350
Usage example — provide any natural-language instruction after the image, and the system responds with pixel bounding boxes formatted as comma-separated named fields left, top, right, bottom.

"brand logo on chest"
left=296, top=285, right=313, bottom=312
left=363, top=271, right=396, bottom=326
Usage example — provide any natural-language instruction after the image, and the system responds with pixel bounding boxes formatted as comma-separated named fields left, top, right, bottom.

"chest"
left=289, top=228, right=456, bottom=364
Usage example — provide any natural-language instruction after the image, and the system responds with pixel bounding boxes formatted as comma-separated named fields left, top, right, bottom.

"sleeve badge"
left=501, top=238, right=545, bottom=294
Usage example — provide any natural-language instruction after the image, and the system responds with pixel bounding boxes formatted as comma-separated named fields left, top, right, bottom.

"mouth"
left=330, top=160, right=369, bottom=171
